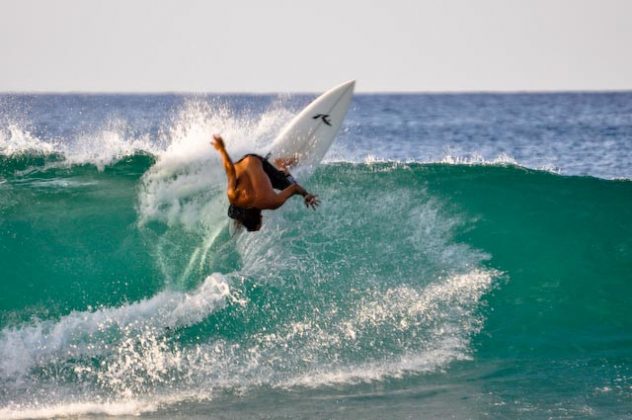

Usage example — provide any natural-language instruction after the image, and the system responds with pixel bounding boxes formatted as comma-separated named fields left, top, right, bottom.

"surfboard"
left=268, top=80, right=355, bottom=171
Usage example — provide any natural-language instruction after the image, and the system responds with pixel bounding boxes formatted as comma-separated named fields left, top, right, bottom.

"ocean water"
left=0, top=92, right=631, bottom=419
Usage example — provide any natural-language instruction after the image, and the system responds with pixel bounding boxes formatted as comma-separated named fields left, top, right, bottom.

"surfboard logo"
left=313, top=114, right=332, bottom=126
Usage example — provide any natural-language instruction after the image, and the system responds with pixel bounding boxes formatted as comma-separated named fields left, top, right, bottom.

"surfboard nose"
left=339, top=80, right=356, bottom=92
left=329, top=80, right=355, bottom=96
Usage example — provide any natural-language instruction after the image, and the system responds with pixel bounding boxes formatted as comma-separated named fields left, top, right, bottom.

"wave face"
left=1, top=93, right=632, bottom=418
left=1, top=156, right=631, bottom=418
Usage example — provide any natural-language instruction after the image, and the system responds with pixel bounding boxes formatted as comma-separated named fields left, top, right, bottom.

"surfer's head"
left=228, top=205, right=262, bottom=232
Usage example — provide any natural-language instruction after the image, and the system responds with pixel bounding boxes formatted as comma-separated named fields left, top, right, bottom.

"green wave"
left=405, top=164, right=632, bottom=357
left=0, top=153, right=159, bottom=326
left=1, top=160, right=630, bottom=357
left=1, top=159, right=631, bottom=417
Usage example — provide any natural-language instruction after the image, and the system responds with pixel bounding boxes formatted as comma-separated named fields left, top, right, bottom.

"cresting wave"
left=0, top=96, right=299, bottom=171
left=2, top=150, right=631, bottom=417
left=0, top=148, right=505, bottom=417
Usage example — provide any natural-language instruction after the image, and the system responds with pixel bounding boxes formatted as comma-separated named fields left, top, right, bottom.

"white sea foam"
left=440, top=152, right=517, bottom=166
left=282, top=345, right=467, bottom=388
left=63, top=119, right=158, bottom=171
left=279, top=269, right=495, bottom=388
left=322, top=151, right=520, bottom=167
left=0, top=274, right=230, bottom=379
left=0, top=124, right=57, bottom=155
left=0, top=120, right=159, bottom=171
left=0, top=400, right=159, bottom=420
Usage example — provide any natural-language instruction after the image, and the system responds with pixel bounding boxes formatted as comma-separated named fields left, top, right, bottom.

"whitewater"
left=1, top=93, right=631, bottom=418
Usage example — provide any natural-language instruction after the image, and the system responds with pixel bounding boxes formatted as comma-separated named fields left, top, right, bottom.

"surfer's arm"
left=262, top=184, right=302, bottom=209
left=263, top=183, right=319, bottom=210
left=291, top=183, right=320, bottom=209
left=211, top=135, right=238, bottom=201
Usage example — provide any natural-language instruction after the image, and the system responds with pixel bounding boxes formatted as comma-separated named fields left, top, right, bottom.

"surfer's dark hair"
left=228, top=205, right=262, bottom=231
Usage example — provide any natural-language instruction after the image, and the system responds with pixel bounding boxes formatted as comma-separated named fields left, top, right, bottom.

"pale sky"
left=1, top=0, right=631, bottom=92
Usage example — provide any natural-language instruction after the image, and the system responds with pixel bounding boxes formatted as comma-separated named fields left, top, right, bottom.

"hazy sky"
left=1, top=0, right=631, bottom=92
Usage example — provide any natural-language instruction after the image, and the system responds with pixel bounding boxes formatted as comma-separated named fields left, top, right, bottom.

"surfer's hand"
left=304, top=194, right=320, bottom=210
left=211, top=134, right=225, bottom=150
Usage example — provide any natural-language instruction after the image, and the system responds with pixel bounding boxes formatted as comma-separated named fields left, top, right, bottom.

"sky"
left=1, top=0, right=631, bottom=93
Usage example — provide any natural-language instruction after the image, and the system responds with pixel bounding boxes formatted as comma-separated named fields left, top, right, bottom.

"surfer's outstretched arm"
left=262, top=183, right=320, bottom=210
left=211, top=134, right=238, bottom=201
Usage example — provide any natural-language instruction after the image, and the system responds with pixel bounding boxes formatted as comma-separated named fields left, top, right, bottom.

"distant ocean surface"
left=1, top=92, right=631, bottom=419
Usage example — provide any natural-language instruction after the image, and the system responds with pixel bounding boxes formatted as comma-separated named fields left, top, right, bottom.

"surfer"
left=212, top=134, right=319, bottom=231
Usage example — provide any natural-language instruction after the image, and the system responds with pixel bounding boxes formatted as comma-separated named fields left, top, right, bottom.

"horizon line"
left=2, top=88, right=632, bottom=95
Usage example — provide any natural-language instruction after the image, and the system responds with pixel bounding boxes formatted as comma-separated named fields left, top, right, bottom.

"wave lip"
left=0, top=122, right=160, bottom=172
left=0, top=124, right=57, bottom=156
left=0, top=274, right=230, bottom=380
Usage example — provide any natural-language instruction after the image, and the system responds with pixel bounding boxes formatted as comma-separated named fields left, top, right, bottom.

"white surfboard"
left=268, top=80, right=355, bottom=171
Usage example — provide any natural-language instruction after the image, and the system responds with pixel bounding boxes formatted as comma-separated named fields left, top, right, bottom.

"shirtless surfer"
left=212, top=134, right=319, bottom=231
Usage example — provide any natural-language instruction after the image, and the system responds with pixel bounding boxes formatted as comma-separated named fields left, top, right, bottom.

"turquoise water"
left=1, top=93, right=631, bottom=418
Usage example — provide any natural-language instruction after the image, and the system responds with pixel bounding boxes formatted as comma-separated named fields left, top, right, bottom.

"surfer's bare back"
left=211, top=134, right=319, bottom=232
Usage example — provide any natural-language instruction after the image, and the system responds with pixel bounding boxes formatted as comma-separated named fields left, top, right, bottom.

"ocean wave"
left=0, top=274, right=230, bottom=379
left=1, top=158, right=631, bottom=417
left=0, top=268, right=494, bottom=418
left=0, top=123, right=159, bottom=171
